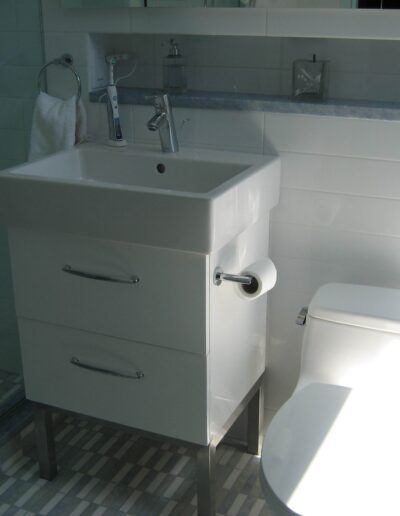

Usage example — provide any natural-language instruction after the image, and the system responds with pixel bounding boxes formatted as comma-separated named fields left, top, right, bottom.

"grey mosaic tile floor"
left=0, top=409, right=272, bottom=515
left=0, top=372, right=25, bottom=419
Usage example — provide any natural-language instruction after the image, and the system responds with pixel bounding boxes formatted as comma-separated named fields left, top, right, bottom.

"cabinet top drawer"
left=9, top=229, right=209, bottom=355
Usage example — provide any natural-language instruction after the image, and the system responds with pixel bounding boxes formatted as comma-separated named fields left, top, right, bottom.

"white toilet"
left=261, top=283, right=400, bottom=516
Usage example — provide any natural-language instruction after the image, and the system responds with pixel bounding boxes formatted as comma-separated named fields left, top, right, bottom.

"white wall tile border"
left=271, top=244, right=400, bottom=297
left=272, top=188, right=400, bottom=239
left=42, top=1, right=268, bottom=36
left=264, top=113, right=400, bottom=161
left=270, top=221, right=400, bottom=276
left=130, top=8, right=267, bottom=36
left=41, top=2, right=400, bottom=40
left=267, top=8, right=400, bottom=40
left=280, top=152, right=400, bottom=200
left=41, top=0, right=131, bottom=33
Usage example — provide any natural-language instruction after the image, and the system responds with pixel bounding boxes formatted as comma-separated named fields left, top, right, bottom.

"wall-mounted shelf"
left=90, top=87, right=400, bottom=122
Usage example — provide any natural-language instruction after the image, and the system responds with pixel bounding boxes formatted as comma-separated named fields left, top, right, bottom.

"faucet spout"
left=147, top=94, right=179, bottom=153
left=147, top=112, right=167, bottom=132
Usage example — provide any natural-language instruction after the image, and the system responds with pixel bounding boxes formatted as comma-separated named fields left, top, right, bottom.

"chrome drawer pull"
left=62, top=265, right=139, bottom=284
left=71, top=357, right=144, bottom=380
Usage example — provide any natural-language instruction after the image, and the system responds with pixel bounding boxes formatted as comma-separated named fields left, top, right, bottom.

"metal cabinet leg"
left=247, top=385, right=264, bottom=456
left=196, top=443, right=216, bottom=516
left=33, top=403, right=57, bottom=480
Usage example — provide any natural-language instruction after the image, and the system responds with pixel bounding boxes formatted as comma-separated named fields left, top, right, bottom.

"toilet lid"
left=308, top=283, right=400, bottom=334
left=261, top=382, right=400, bottom=516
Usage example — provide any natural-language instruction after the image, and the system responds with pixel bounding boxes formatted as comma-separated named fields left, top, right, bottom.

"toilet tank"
left=296, top=283, right=400, bottom=391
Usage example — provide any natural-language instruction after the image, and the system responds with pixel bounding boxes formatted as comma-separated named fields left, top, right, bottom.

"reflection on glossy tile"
left=0, top=371, right=24, bottom=419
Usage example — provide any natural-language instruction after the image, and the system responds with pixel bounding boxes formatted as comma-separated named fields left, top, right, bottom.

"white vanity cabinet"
left=0, top=143, right=280, bottom=515
left=9, top=214, right=269, bottom=446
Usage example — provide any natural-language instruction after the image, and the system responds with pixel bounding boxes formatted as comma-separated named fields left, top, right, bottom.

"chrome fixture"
left=62, top=264, right=139, bottom=284
left=37, top=54, right=82, bottom=104
left=213, top=267, right=261, bottom=296
left=296, top=306, right=308, bottom=326
left=147, top=94, right=179, bottom=153
left=213, top=267, right=253, bottom=286
left=70, top=357, right=144, bottom=380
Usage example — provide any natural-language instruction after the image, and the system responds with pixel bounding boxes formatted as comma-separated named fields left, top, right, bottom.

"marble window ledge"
left=89, top=87, right=400, bottom=122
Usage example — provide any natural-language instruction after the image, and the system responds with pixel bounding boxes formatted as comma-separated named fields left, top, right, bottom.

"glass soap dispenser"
left=163, top=39, right=187, bottom=93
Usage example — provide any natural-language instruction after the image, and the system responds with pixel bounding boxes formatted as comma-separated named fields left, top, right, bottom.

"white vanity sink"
left=0, top=144, right=280, bottom=252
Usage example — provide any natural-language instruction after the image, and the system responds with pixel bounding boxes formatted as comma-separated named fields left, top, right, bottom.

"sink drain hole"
left=156, top=163, right=166, bottom=174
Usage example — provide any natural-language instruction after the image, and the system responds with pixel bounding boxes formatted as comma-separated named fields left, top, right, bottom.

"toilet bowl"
left=260, top=283, right=400, bottom=516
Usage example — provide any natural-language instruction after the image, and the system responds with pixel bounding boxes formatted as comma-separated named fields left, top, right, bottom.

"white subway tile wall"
left=267, top=113, right=400, bottom=408
left=36, top=2, right=400, bottom=413
left=0, top=0, right=43, bottom=374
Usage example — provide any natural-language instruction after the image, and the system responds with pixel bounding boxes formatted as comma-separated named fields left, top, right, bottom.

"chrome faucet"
left=147, top=94, right=179, bottom=153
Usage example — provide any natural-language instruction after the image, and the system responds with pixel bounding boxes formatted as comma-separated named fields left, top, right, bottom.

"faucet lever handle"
left=145, top=94, right=168, bottom=113
left=146, top=92, right=178, bottom=153
left=296, top=307, right=308, bottom=326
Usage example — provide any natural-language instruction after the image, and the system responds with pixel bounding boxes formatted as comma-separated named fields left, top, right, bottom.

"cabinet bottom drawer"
left=19, top=319, right=209, bottom=445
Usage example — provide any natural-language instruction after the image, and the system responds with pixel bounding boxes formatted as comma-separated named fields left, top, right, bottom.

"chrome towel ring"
left=37, top=53, right=82, bottom=103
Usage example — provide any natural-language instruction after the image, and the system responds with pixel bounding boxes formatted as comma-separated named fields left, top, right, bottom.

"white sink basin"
left=0, top=144, right=280, bottom=253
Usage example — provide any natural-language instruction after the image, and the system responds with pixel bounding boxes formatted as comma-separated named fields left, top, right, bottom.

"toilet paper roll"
left=237, top=257, right=277, bottom=300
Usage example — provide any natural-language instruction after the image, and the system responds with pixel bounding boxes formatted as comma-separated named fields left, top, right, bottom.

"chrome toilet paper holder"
left=213, top=258, right=277, bottom=298
left=213, top=267, right=252, bottom=286
left=213, top=267, right=260, bottom=295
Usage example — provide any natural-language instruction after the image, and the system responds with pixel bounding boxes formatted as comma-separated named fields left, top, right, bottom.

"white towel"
left=28, top=92, right=87, bottom=162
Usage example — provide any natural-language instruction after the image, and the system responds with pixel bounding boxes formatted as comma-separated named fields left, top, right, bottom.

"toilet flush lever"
left=296, top=307, right=308, bottom=326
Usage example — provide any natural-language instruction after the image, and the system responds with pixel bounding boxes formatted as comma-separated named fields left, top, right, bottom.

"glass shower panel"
left=0, top=0, right=44, bottom=415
